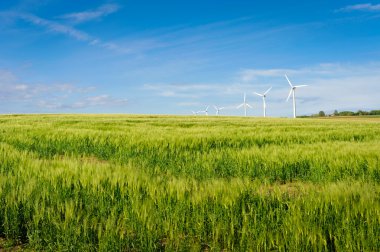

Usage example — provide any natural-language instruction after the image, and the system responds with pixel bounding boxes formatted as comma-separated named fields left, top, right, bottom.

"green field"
left=0, top=115, right=379, bottom=251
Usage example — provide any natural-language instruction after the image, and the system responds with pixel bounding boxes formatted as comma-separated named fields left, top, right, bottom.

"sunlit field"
left=1, top=115, right=379, bottom=251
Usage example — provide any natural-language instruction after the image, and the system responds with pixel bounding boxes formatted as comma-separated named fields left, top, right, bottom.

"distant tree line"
left=301, top=110, right=380, bottom=118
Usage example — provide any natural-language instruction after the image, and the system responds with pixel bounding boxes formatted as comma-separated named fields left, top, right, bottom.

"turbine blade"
left=264, top=86, right=272, bottom=95
left=294, top=85, right=308, bottom=88
left=285, top=74, right=293, bottom=87
left=247, top=104, right=253, bottom=108
left=220, top=107, right=224, bottom=110
left=254, top=92, right=263, bottom=97
left=237, top=104, right=244, bottom=109
left=286, top=88, right=293, bottom=102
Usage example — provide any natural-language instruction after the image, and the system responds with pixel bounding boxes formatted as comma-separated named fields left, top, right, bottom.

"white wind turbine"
left=237, top=93, right=252, bottom=117
left=198, top=106, right=209, bottom=116
left=213, top=105, right=224, bottom=116
left=254, top=86, right=272, bottom=117
left=285, top=74, right=308, bottom=118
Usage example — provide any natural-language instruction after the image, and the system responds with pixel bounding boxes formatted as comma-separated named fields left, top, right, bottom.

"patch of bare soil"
left=0, top=238, right=28, bottom=252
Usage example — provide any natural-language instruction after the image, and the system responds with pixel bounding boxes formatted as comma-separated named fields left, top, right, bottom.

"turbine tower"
left=213, top=105, right=224, bottom=116
left=237, top=93, right=252, bottom=117
left=285, top=75, right=308, bottom=118
left=254, top=86, right=272, bottom=117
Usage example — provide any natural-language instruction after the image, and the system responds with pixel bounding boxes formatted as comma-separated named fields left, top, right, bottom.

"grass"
left=0, top=114, right=379, bottom=251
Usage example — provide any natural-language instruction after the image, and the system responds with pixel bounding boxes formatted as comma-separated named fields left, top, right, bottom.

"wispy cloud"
left=0, top=10, right=321, bottom=59
left=38, top=95, right=128, bottom=109
left=144, top=83, right=224, bottom=98
left=60, top=4, right=120, bottom=24
left=142, top=62, right=380, bottom=116
left=17, top=12, right=91, bottom=41
left=0, top=69, right=17, bottom=82
left=239, top=63, right=354, bottom=82
left=0, top=71, right=91, bottom=101
left=0, top=69, right=127, bottom=112
left=2, top=62, right=379, bottom=115
left=238, top=63, right=380, bottom=114
left=338, top=3, right=380, bottom=12
left=1, top=11, right=130, bottom=53
left=176, top=101, right=202, bottom=107
left=71, top=95, right=127, bottom=109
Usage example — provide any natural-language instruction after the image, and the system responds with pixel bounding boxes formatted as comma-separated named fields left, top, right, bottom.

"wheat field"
left=0, top=114, right=379, bottom=251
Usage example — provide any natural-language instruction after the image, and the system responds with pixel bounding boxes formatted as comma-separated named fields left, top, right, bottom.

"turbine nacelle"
left=237, top=92, right=252, bottom=117
left=197, top=106, right=209, bottom=116
left=213, top=105, right=225, bottom=116
left=285, top=74, right=308, bottom=118
left=254, top=87, right=272, bottom=117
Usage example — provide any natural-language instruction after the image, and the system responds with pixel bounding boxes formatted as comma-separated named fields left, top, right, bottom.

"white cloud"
left=37, top=100, right=62, bottom=110
left=14, top=84, right=28, bottom=91
left=18, top=12, right=91, bottom=41
left=40, top=92, right=128, bottom=110
left=339, top=3, right=380, bottom=12
left=239, top=63, right=358, bottom=82
left=0, top=71, right=91, bottom=101
left=72, top=95, right=128, bottom=108
left=238, top=63, right=380, bottom=114
left=38, top=95, right=128, bottom=110
left=177, top=101, right=201, bottom=107
left=144, top=83, right=218, bottom=98
left=0, top=69, right=17, bottom=81
left=0, top=69, right=127, bottom=112
left=142, top=62, right=380, bottom=116
left=1, top=11, right=130, bottom=53
left=60, top=4, right=120, bottom=23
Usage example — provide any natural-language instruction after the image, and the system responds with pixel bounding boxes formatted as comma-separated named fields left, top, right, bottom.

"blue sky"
left=0, top=1, right=380, bottom=116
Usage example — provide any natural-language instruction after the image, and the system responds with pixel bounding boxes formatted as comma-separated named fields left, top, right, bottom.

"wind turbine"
left=237, top=93, right=252, bottom=117
left=285, top=74, right=308, bottom=118
left=254, top=86, right=272, bottom=117
left=213, top=105, right=224, bottom=116
left=198, top=106, right=209, bottom=116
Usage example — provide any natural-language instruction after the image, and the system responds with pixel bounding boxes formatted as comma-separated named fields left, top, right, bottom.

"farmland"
left=0, top=114, right=379, bottom=251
